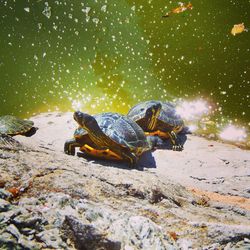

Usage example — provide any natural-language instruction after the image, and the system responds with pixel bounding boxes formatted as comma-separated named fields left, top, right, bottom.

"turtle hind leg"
left=80, top=144, right=123, bottom=161
left=120, top=150, right=138, bottom=168
left=64, top=139, right=81, bottom=155
left=80, top=144, right=138, bottom=167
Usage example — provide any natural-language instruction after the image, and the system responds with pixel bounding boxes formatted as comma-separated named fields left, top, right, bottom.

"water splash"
left=176, top=99, right=211, bottom=121
left=42, top=2, right=51, bottom=19
left=219, top=125, right=247, bottom=142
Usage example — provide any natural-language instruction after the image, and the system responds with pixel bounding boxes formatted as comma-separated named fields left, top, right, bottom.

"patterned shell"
left=74, top=113, right=149, bottom=151
left=128, top=100, right=184, bottom=128
left=0, top=115, right=34, bottom=135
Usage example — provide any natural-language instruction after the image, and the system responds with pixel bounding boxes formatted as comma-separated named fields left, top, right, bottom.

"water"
left=0, top=0, right=249, bottom=145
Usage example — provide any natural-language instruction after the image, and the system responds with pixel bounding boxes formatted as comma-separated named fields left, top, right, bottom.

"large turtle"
left=127, top=100, right=185, bottom=151
left=0, top=115, right=35, bottom=137
left=64, top=111, right=151, bottom=166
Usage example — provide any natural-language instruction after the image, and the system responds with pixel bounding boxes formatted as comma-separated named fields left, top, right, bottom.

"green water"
left=0, top=1, right=249, bottom=136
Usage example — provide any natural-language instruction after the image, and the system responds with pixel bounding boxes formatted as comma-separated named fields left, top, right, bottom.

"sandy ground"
left=17, top=112, right=250, bottom=199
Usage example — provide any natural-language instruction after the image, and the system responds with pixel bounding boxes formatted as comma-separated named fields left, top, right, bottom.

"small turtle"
left=127, top=100, right=185, bottom=151
left=0, top=115, right=36, bottom=147
left=64, top=111, right=151, bottom=166
left=0, top=115, right=36, bottom=137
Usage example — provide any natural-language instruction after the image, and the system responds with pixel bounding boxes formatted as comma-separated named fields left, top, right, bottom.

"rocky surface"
left=0, top=112, right=250, bottom=249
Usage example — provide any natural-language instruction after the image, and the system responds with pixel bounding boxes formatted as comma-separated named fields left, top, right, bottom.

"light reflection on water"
left=0, top=0, right=249, bottom=147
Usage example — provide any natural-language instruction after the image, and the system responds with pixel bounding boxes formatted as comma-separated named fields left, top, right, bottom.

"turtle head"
left=145, top=102, right=162, bottom=118
left=145, top=102, right=162, bottom=130
left=73, top=111, right=96, bottom=130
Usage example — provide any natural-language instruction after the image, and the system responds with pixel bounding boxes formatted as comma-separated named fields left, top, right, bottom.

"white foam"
left=219, top=125, right=247, bottom=142
left=176, top=99, right=210, bottom=121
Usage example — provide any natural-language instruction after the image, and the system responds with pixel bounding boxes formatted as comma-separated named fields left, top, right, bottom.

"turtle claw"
left=64, top=146, right=75, bottom=156
left=172, top=145, right=183, bottom=151
left=64, top=139, right=78, bottom=155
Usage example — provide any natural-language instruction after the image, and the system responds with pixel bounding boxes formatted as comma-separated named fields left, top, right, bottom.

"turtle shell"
left=128, top=100, right=184, bottom=131
left=0, top=115, right=34, bottom=136
left=159, top=102, right=184, bottom=128
left=74, top=112, right=149, bottom=154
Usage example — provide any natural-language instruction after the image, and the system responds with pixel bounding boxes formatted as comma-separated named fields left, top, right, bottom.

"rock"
left=85, top=209, right=104, bottom=222
left=0, top=179, right=6, bottom=187
left=0, top=232, right=18, bottom=248
left=109, top=216, right=175, bottom=249
left=18, top=197, right=40, bottom=206
left=0, top=198, right=11, bottom=212
left=0, top=207, right=24, bottom=225
left=207, top=223, right=250, bottom=244
left=61, top=215, right=121, bottom=250
left=13, top=212, right=47, bottom=229
left=244, top=238, right=250, bottom=243
left=0, top=112, right=250, bottom=249
left=18, top=235, right=41, bottom=250
left=0, top=188, right=13, bottom=200
left=36, top=228, right=66, bottom=249
left=5, top=224, right=21, bottom=240
left=20, top=227, right=36, bottom=236
left=177, top=239, right=194, bottom=249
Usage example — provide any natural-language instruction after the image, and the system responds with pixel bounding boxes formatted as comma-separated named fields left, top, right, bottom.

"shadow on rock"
left=61, top=215, right=121, bottom=250
left=76, top=151, right=156, bottom=170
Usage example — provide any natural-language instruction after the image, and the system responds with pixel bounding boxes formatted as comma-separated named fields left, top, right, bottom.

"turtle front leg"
left=64, top=139, right=81, bottom=155
left=168, top=131, right=183, bottom=151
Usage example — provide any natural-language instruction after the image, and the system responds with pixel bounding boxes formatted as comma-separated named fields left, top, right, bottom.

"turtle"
left=0, top=115, right=36, bottom=137
left=0, top=115, right=36, bottom=147
left=127, top=100, right=185, bottom=151
left=64, top=111, right=151, bottom=166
